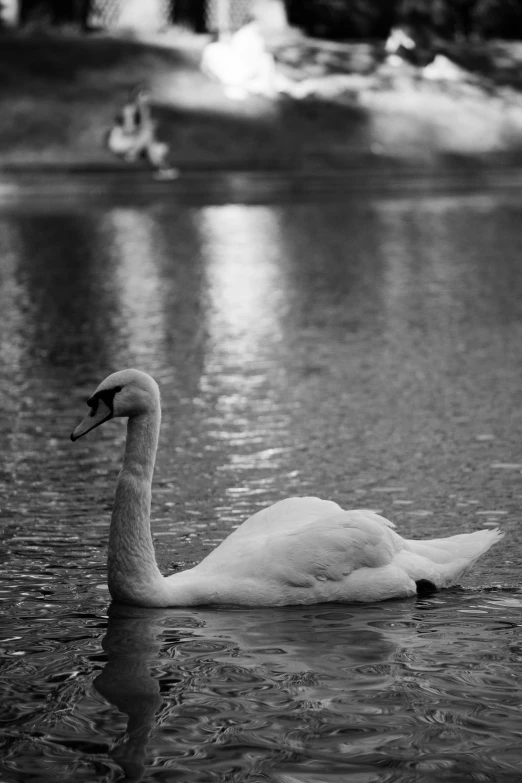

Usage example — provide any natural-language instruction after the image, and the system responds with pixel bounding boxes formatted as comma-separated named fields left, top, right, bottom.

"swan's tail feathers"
left=402, top=528, right=505, bottom=589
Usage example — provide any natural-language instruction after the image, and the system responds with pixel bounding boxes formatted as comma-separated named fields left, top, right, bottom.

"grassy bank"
left=1, top=29, right=522, bottom=170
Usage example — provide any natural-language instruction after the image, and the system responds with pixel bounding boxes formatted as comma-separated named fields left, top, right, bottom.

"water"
left=4, top=594, right=522, bottom=783
left=1, top=186, right=522, bottom=781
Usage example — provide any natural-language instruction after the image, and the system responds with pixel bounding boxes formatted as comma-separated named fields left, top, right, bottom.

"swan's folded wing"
left=260, top=510, right=401, bottom=588
left=228, top=496, right=344, bottom=539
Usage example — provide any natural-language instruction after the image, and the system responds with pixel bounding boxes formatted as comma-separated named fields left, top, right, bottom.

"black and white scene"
left=1, top=0, right=522, bottom=781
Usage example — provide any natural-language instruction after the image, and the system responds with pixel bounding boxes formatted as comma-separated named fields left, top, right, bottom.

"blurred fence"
left=89, top=0, right=253, bottom=32
left=205, top=0, right=252, bottom=32
left=5, top=0, right=522, bottom=38
left=89, top=0, right=172, bottom=29
left=2, top=0, right=254, bottom=31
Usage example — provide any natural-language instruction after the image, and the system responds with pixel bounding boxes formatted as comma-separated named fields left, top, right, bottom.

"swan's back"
left=198, top=498, right=398, bottom=569
left=188, top=499, right=409, bottom=604
left=227, top=496, right=345, bottom=538
left=183, top=497, right=503, bottom=605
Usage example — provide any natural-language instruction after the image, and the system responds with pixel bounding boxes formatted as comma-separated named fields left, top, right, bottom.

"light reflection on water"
left=105, top=208, right=168, bottom=371
left=3, top=593, right=522, bottom=782
left=196, top=206, right=297, bottom=521
left=1, top=193, right=522, bottom=781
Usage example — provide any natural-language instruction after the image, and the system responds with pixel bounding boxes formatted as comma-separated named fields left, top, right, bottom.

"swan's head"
left=71, top=369, right=160, bottom=441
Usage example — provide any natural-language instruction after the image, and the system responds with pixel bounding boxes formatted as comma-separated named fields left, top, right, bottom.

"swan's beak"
left=71, top=399, right=113, bottom=441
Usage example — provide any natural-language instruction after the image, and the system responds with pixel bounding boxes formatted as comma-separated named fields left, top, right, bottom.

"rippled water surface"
left=2, top=190, right=522, bottom=781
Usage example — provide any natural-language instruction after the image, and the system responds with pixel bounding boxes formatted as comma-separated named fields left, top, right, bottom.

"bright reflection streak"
left=195, top=205, right=294, bottom=509
left=197, top=205, right=288, bottom=374
left=102, top=208, right=165, bottom=370
left=0, top=222, right=26, bottom=477
left=0, top=222, right=24, bottom=375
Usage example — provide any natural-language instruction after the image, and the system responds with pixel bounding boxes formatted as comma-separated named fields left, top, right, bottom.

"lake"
left=1, top=184, right=522, bottom=781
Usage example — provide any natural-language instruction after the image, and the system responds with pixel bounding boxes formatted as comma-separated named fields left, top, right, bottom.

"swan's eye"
left=87, top=386, right=122, bottom=415
left=87, top=395, right=99, bottom=416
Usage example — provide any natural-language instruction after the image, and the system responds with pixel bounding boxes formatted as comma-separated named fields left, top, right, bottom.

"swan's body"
left=72, top=370, right=504, bottom=608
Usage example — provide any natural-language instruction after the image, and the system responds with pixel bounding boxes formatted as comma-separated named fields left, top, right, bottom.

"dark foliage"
left=284, top=0, right=522, bottom=40
left=10, top=0, right=522, bottom=40
left=399, top=0, right=522, bottom=40
left=285, top=0, right=398, bottom=39
left=17, top=0, right=91, bottom=28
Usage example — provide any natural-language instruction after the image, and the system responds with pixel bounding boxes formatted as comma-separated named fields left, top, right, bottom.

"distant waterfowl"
left=106, top=87, right=178, bottom=179
left=71, top=369, right=504, bottom=607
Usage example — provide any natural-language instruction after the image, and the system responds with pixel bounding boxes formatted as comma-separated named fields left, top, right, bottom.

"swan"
left=71, top=369, right=504, bottom=607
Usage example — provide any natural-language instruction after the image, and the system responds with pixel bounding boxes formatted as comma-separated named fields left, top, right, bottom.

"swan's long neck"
left=107, top=402, right=166, bottom=605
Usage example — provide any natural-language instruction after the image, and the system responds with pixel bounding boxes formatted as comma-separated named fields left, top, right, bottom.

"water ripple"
left=2, top=198, right=522, bottom=780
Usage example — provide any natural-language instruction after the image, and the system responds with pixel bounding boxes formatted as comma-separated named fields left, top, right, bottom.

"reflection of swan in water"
left=72, top=370, right=503, bottom=608
left=93, top=605, right=164, bottom=782
left=94, top=594, right=522, bottom=780
left=93, top=600, right=422, bottom=780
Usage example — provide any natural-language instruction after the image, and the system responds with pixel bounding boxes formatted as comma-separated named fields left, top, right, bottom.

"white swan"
left=71, top=369, right=504, bottom=607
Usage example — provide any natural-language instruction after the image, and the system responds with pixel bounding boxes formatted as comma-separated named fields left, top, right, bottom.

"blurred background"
left=1, top=0, right=522, bottom=169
